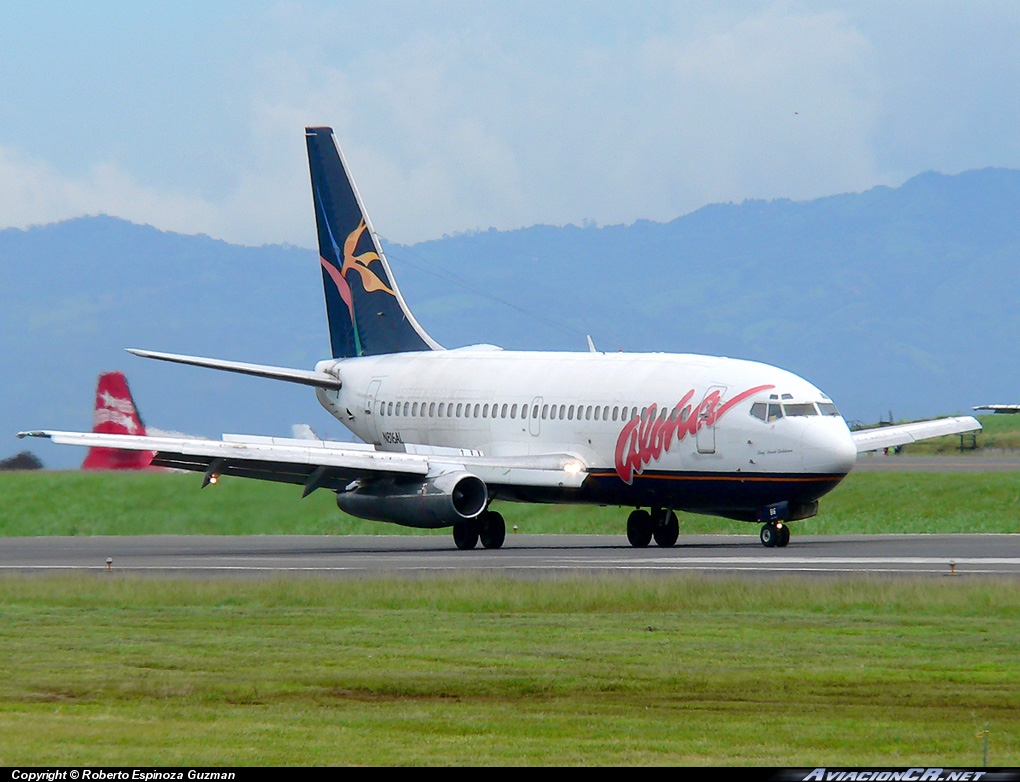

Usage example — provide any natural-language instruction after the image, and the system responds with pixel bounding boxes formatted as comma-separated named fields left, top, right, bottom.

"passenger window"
left=559, top=404, right=566, bottom=419
left=429, top=402, right=436, bottom=417
left=501, top=403, right=508, bottom=418
left=438, top=403, right=445, bottom=417
left=456, top=403, right=463, bottom=417
left=568, top=405, right=574, bottom=420
left=511, top=403, right=518, bottom=418
left=542, top=404, right=548, bottom=419
left=412, top=402, right=418, bottom=417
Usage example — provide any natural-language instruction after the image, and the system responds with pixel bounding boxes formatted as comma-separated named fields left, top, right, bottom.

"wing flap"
left=851, top=415, right=982, bottom=454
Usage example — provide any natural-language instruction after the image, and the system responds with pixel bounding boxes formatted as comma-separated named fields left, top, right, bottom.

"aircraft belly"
left=496, top=469, right=846, bottom=514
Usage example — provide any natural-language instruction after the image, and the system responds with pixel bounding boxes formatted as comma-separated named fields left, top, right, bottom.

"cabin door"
left=364, top=379, right=383, bottom=442
left=529, top=396, right=543, bottom=436
left=696, top=385, right=727, bottom=454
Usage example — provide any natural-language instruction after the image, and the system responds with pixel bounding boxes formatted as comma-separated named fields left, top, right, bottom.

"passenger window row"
left=376, top=399, right=656, bottom=423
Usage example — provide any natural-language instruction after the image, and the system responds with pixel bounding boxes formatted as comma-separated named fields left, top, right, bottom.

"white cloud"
left=0, top=3, right=1017, bottom=246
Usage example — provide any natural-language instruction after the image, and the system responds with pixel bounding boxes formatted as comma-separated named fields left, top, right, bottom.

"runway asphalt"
left=1, top=533, right=1018, bottom=578
left=852, top=454, right=1020, bottom=471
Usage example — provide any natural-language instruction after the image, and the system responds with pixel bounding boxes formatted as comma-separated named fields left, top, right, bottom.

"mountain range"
left=4, top=168, right=1018, bottom=469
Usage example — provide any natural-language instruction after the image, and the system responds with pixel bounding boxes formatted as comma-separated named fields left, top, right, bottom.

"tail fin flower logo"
left=320, top=218, right=395, bottom=324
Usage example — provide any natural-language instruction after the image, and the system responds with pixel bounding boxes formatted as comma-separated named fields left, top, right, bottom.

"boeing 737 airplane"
left=20, top=127, right=982, bottom=549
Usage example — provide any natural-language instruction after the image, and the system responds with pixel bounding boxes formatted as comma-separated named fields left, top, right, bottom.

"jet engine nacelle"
left=336, top=471, right=488, bottom=529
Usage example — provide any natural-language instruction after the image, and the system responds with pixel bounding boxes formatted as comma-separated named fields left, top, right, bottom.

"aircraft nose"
left=801, top=419, right=857, bottom=475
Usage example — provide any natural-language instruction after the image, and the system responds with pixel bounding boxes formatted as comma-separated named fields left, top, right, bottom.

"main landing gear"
left=627, top=508, right=680, bottom=548
left=453, top=510, right=506, bottom=550
left=759, top=522, right=791, bottom=548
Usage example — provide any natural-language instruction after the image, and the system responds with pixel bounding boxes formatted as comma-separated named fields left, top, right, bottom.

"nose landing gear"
left=759, top=522, right=790, bottom=548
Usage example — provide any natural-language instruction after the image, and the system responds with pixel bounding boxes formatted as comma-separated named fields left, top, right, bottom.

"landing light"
left=564, top=461, right=583, bottom=475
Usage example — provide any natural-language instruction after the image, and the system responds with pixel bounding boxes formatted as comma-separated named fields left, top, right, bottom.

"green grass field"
left=1, top=575, right=1018, bottom=765
left=2, top=432, right=1018, bottom=766
left=2, top=466, right=1019, bottom=537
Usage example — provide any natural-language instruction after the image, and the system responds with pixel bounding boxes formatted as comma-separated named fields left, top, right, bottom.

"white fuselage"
left=313, top=347, right=857, bottom=515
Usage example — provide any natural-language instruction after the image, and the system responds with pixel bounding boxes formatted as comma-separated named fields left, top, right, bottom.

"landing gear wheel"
left=652, top=509, right=680, bottom=548
left=453, top=521, right=479, bottom=550
left=775, top=523, right=791, bottom=548
left=479, top=510, right=506, bottom=550
left=627, top=509, right=653, bottom=548
left=760, top=523, right=776, bottom=548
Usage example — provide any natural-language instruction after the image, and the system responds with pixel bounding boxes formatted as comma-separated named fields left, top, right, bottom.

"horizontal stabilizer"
left=128, top=349, right=342, bottom=389
left=851, top=415, right=982, bottom=454
left=973, top=404, right=1020, bottom=414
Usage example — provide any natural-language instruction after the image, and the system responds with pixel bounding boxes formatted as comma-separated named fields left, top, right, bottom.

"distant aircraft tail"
left=81, top=372, right=154, bottom=470
left=305, top=126, right=441, bottom=359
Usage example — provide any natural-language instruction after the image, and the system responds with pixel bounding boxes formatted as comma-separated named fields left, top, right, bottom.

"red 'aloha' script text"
left=614, top=385, right=775, bottom=483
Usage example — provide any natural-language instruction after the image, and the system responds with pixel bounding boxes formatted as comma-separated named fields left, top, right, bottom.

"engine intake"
left=336, top=471, right=488, bottom=529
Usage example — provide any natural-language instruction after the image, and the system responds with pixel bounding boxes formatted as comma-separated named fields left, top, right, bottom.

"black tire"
left=627, top=509, right=653, bottom=548
left=653, top=510, right=679, bottom=547
left=453, top=522, right=479, bottom=550
left=479, top=510, right=506, bottom=550
left=760, top=524, right=776, bottom=548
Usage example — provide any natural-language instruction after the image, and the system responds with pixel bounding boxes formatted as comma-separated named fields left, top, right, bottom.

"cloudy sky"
left=1, top=1, right=1017, bottom=247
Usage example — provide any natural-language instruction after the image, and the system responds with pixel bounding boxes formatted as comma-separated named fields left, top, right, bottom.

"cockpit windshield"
left=750, top=398, right=841, bottom=421
left=783, top=403, right=818, bottom=417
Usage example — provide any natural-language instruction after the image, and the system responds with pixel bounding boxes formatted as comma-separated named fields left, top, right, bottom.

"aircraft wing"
left=973, top=404, right=1020, bottom=414
left=16, top=430, right=588, bottom=494
left=850, top=415, right=982, bottom=454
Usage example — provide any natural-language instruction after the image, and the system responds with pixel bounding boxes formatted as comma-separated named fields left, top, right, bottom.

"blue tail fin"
left=305, top=126, right=440, bottom=358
